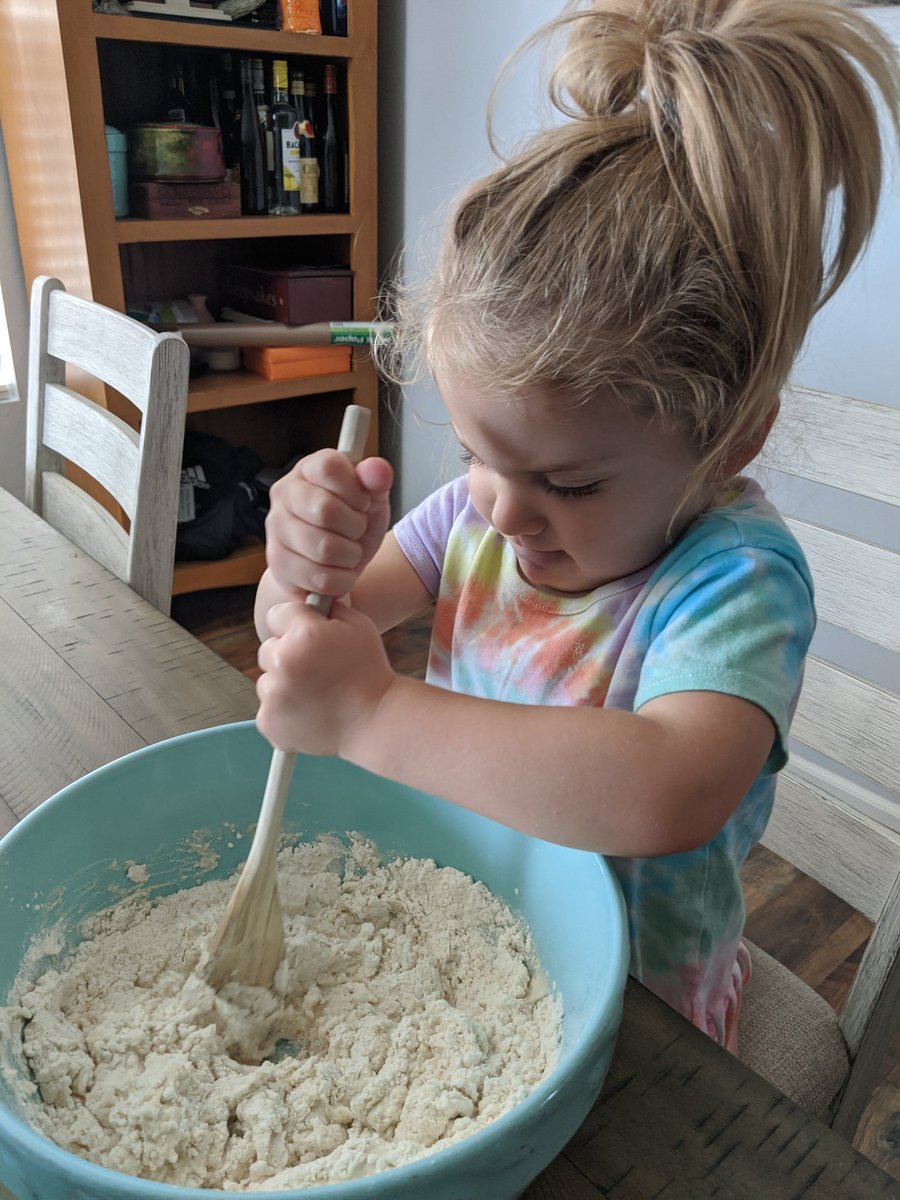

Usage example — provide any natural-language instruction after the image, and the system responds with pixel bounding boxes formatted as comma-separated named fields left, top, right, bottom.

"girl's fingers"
left=266, top=511, right=365, bottom=570
left=269, top=477, right=369, bottom=544
left=265, top=542, right=367, bottom=598
left=263, top=595, right=350, bottom=641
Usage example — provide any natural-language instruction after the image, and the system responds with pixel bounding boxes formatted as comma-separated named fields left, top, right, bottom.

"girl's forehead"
left=443, top=377, right=631, bottom=455
left=441, top=374, right=700, bottom=476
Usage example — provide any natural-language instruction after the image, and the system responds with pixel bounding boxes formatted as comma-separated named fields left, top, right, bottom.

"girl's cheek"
left=467, top=471, right=493, bottom=525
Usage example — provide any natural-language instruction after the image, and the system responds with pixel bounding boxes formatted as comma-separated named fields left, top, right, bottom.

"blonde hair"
left=381, top=0, right=898, bottom=494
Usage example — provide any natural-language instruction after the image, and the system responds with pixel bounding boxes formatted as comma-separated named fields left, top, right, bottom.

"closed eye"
left=542, top=479, right=605, bottom=498
left=460, top=449, right=604, bottom=500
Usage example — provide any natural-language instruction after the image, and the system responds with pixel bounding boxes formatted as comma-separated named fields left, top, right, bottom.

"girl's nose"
left=490, top=482, right=546, bottom=538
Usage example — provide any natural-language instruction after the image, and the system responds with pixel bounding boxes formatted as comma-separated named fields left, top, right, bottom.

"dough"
left=3, top=835, right=561, bottom=1190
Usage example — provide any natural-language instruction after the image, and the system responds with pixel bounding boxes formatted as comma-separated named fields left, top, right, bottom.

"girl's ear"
left=717, top=397, right=781, bottom=479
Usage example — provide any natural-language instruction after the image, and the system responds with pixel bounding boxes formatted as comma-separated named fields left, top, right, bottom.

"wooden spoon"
left=200, top=404, right=372, bottom=990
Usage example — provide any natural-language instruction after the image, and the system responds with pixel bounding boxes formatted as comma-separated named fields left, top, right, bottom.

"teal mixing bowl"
left=0, top=722, right=627, bottom=1200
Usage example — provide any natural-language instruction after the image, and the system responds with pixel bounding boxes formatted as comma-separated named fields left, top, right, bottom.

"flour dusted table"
left=0, top=489, right=894, bottom=1199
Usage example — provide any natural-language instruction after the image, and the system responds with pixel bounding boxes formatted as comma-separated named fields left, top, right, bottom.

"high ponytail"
left=383, top=0, right=898, bottom=496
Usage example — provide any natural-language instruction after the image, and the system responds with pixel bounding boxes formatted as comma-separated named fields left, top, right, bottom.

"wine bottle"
left=214, top=53, right=239, bottom=174
left=165, top=51, right=189, bottom=122
left=322, top=62, right=344, bottom=212
left=269, top=59, right=301, bottom=215
left=252, top=56, right=274, bottom=204
left=290, top=70, right=319, bottom=213
left=238, top=57, right=267, bottom=215
left=319, top=0, right=347, bottom=36
left=306, top=74, right=323, bottom=147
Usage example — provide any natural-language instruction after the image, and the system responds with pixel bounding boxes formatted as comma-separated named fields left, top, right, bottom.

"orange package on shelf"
left=279, top=0, right=321, bottom=34
left=242, top=345, right=352, bottom=381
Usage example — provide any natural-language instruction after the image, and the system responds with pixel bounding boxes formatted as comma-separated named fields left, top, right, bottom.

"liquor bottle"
left=290, top=70, right=319, bottom=213
left=322, top=62, right=344, bottom=212
left=268, top=59, right=301, bottom=215
left=237, top=58, right=267, bottom=215
left=252, top=57, right=274, bottom=203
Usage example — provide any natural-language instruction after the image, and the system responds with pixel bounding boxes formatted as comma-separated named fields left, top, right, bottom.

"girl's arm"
left=347, top=532, right=434, bottom=632
left=355, top=679, right=774, bottom=856
left=256, top=600, right=775, bottom=858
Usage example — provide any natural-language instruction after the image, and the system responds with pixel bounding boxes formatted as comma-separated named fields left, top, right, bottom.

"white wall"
left=792, top=7, right=899, bottom=410
left=378, top=0, right=561, bottom=518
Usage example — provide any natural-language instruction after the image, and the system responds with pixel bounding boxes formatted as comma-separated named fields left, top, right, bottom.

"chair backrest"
left=754, top=384, right=900, bottom=1139
left=25, top=276, right=190, bottom=614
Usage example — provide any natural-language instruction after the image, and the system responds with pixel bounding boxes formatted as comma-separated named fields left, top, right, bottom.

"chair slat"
left=767, top=387, right=900, bottom=507
left=793, top=658, right=900, bottom=795
left=764, top=761, right=900, bottom=922
left=41, top=473, right=130, bottom=583
left=839, top=875, right=900, bottom=1071
left=127, top=336, right=188, bottom=613
left=42, top=384, right=140, bottom=517
left=785, top=518, right=900, bottom=653
left=46, top=289, right=157, bottom=414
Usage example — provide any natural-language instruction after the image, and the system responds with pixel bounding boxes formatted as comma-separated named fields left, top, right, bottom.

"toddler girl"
left=254, top=0, right=898, bottom=1048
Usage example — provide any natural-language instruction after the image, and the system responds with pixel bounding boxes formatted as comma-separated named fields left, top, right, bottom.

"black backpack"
left=175, top=431, right=269, bottom=561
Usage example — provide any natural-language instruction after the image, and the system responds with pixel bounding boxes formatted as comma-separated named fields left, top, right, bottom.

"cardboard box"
left=129, top=179, right=240, bottom=220
left=242, top=345, right=352, bottom=380
left=221, top=264, right=353, bottom=325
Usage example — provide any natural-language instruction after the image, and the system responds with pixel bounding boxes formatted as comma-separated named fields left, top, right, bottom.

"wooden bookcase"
left=0, top=0, right=378, bottom=596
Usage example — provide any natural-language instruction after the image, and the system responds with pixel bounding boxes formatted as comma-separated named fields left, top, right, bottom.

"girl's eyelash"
left=459, top=450, right=603, bottom=499
left=542, top=479, right=604, bottom=498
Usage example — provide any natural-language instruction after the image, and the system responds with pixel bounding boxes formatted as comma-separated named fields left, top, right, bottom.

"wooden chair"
left=740, top=385, right=900, bottom=1142
left=25, top=276, right=190, bottom=614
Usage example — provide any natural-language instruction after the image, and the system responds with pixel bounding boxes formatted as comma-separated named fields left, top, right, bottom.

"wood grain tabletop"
left=0, top=489, right=257, bottom=835
left=1, top=488, right=895, bottom=1199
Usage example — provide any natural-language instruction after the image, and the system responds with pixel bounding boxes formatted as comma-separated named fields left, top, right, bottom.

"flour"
left=3, top=835, right=561, bottom=1190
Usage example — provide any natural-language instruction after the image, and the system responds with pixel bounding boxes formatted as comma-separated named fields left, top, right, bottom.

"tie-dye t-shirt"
left=392, top=474, right=815, bottom=1046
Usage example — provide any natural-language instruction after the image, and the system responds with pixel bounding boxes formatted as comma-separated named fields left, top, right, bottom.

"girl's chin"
left=514, top=554, right=598, bottom=596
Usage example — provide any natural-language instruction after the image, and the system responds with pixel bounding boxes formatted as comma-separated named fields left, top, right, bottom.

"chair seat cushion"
left=739, top=939, right=850, bottom=1120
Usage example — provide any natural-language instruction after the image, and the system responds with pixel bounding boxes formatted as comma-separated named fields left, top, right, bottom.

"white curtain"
left=0, top=121, right=28, bottom=499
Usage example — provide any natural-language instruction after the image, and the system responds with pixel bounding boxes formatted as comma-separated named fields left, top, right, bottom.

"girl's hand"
left=255, top=599, right=395, bottom=756
left=265, top=451, right=394, bottom=600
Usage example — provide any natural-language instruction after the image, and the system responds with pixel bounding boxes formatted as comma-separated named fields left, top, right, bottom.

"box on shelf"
left=221, top=264, right=353, bottom=325
left=242, top=345, right=352, bottom=381
left=129, top=180, right=240, bottom=220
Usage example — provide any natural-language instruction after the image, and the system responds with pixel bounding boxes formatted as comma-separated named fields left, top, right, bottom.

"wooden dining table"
left=0, top=486, right=895, bottom=1200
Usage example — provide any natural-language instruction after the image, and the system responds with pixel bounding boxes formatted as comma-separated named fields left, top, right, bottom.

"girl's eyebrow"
left=454, top=433, right=614, bottom=475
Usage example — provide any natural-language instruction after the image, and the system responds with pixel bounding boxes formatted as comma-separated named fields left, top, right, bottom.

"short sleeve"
left=392, top=476, right=470, bottom=597
left=633, top=545, right=815, bottom=772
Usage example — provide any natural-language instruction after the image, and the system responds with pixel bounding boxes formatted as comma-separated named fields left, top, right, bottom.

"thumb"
left=327, top=598, right=377, bottom=632
left=356, top=456, right=393, bottom=497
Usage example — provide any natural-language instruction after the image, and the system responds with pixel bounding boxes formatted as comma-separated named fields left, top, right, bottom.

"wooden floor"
left=173, top=584, right=900, bottom=1181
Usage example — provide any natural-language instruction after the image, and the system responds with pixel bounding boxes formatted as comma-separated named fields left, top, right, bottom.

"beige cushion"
left=739, top=939, right=850, bottom=1120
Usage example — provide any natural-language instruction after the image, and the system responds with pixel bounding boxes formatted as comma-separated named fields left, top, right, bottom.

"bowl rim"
left=0, top=721, right=629, bottom=1199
